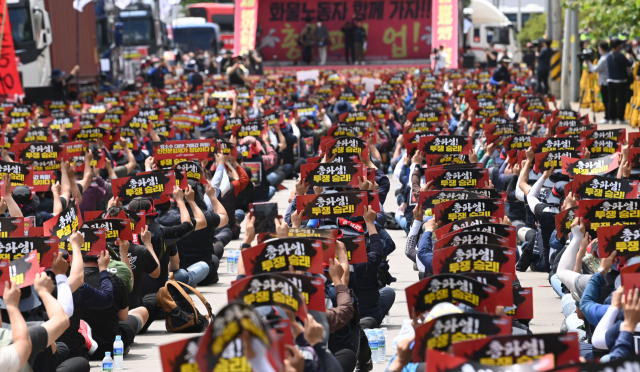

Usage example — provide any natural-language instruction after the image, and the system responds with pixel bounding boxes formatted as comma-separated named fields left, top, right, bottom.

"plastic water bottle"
left=102, top=352, right=114, bottom=372
left=113, top=336, right=124, bottom=369
left=367, top=329, right=379, bottom=363
left=227, top=251, right=234, bottom=274
left=232, top=251, right=239, bottom=274
left=377, top=329, right=386, bottom=362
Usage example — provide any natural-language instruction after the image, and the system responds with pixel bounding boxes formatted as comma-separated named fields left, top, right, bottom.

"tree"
left=518, top=12, right=547, bottom=46
left=579, top=0, right=640, bottom=40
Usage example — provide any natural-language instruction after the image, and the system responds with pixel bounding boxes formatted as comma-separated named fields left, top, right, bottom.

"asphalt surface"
left=87, top=103, right=638, bottom=371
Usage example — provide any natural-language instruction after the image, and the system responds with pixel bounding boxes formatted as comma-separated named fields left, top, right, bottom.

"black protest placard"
left=434, top=230, right=510, bottom=250
left=111, top=170, right=176, bottom=201
left=508, top=287, right=534, bottom=319
left=241, top=238, right=323, bottom=275
left=300, top=162, right=366, bottom=188
left=277, top=273, right=326, bottom=312
left=433, top=245, right=517, bottom=275
left=338, top=235, right=368, bottom=264
left=435, top=216, right=501, bottom=238
left=0, top=161, right=32, bottom=186
left=12, top=142, right=63, bottom=171
left=296, top=191, right=376, bottom=220
left=561, top=153, right=619, bottom=177
left=462, top=272, right=514, bottom=307
left=433, top=199, right=505, bottom=224
left=0, top=237, right=57, bottom=268
left=412, top=313, right=512, bottom=362
left=451, top=332, right=580, bottom=366
left=531, top=137, right=584, bottom=153
left=443, top=223, right=517, bottom=247
left=418, top=190, right=485, bottom=210
left=572, top=174, right=638, bottom=200
left=227, top=274, right=308, bottom=319
left=43, top=199, right=82, bottom=244
left=534, top=150, right=583, bottom=172
left=419, top=136, right=473, bottom=154
left=597, top=224, right=640, bottom=264
left=195, top=303, right=270, bottom=372
left=173, top=161, right=207, bottom=184
left=425, top=154, right=471, bottom=166
left=577, top=199, right=640, bottom=236
left=0, top=218, right=24, bottom=238
left=81, top=219, right=133, bottom=243
left=405, top=274, right=497, bottom=315
left=425, top=168, right=489, bottom=189
left=555, top=206, right=577, bottom=239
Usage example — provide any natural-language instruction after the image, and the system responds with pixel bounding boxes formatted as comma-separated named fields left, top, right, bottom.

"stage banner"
left=256, top=0, right=432, bottom=62
left=235, top=0, right=260, bottom=55
left=431, top=0, right=458, bottom=68
left=0, top=0, right=24, bottom=98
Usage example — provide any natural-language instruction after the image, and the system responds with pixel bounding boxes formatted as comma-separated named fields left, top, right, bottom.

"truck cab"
left=118, top=0, right=165, bottom=56
left=171, top=17, right=220, bottom=56
left=464, top=0, right=520, bottom=64
left=7, top=0, right=53, bottom=88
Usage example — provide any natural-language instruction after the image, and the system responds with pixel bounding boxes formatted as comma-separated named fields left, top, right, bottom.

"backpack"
left=156, top=280, right=214, bottom=333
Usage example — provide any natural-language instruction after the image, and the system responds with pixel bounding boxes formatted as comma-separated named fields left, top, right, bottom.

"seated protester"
left=0, top=281, right=31, bottom=372
left=352, top=205, right=395, bottom=326
left=82, top=237, right=149, bottom=361
left=156, top=181, right=228, bottom=286
left=239, top=136, right=278, bottom=202
left=505, top=162, right=534, bottom=243
left=10, top=186, right=53, bottom=227
left=106, top=138, right=138, bottom=180
left=76, top=150, right=109, bottom=215
left=407, top=207, right=437, bottom=277
left=0, top=274, right=71, bottom=371
left=55, top=235, right=115, bottom=360
left=517, top=149, right=560, bottom=272
left=233, top=154, right=254, bottom=220
left=215, top=155, right=249, bottom=238
left=578, top=251, right=619, bottom=329
left=607, top=287, right=640, bottom=361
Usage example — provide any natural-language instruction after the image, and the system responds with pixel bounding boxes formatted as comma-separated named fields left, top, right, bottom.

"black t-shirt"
left=487, top=51, right=498, bottom=67
left=156, top=206, right=221, bottom=268
left=140, top=220, right=195, bottom=296
left=127, top=243, right=159, bottom=309
left=82, top=268, right=129, bottom=358
left=56, top=290, right=85, bottom=356
left=534, top=202, right=560, bottom=271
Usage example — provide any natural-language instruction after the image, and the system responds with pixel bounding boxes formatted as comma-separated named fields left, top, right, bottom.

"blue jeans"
left=359, top=287, right=396, bottom=326
left=395, top=212, right=407, bottom=231
left=268, top=186, right=276, bottom=200
left=267, top=172, right=278, bottom=186
left=235, top=209, right=246, bottom=224
left=550, top=273, right=563, bottom=298
left=172, top=261, right=210, bottom=287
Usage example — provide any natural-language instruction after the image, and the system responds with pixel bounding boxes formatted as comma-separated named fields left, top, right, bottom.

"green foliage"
left=579, top=0, right=640, bottom=40
left=517, top=12, right=547, bottom=46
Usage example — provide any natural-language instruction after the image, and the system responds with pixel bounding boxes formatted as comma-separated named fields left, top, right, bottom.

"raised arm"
left=184, top=185, right=207, bottom=231
left=205, top=183, right=229, bottom=227
left=3, top=175, right=22, bottom=218
left=34, top=273, right=71, bottom=347
left=3, top=281, right=32, bottom=369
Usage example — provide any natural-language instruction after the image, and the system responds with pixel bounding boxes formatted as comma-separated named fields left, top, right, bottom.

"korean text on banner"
left=0, top=0, right=25, bottom=99
left=234, top=0, right=259, bottom=56
left=431, top=0, right=458, bottom=68
left=256, top=0, right=432, bottom=62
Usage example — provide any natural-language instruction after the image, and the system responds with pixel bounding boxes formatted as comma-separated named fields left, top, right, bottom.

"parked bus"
left=187, top=3, right=234, bottom=51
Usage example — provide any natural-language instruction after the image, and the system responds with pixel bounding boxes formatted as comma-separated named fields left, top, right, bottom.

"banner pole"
left=76, top=2, right=80, bottom=92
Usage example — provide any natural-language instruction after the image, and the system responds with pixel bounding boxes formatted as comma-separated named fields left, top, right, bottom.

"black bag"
left=156, top=280, right=214, bottom=333
left=384, top=212, right=402, bottom=230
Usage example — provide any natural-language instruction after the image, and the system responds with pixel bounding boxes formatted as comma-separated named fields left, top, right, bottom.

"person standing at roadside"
left=315, top=21, right=329, bottom=65
left=299, top=24, right=315, bottom=65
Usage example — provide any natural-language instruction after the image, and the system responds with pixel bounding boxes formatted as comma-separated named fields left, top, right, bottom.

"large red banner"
left=0, top=0, right=24, bottom=99
left=235, top=0, right=260, bottom=55
left=431, top=0, right=458, bottom=68
left=256, top=0, right=432, bottom=62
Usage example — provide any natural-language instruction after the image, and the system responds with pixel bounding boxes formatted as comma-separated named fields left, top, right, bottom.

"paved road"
left=87, top=103, right=638, bottom=371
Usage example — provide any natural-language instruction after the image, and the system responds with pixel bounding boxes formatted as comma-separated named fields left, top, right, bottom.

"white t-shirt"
left=0, top=346, right=22, bottom=372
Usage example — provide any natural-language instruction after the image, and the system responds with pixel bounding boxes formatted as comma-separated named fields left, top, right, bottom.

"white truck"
left=7, top=0, right=53, bottom=88
left=464, top=0, right=521, bottom=63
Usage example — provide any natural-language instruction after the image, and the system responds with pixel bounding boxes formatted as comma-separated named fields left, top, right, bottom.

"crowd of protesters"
left=2, top=45, right=640, bottom=372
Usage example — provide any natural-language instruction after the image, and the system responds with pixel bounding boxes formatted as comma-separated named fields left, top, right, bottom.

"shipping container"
left=43, top=0, right=100, bottom=84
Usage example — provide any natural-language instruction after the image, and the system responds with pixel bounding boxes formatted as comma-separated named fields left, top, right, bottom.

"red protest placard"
left=433, top=199, right=505, bottom=225
left=227, top=274, right=308, bottom=319
left=434, top=230, right=510, bottom=250
left=425, top=168, right=489, bottom=189
left=434, top=216, right=500, bottom=238
left=111, top=170, right=176, bottom=201
left=462, top=272, right=514, bottom=307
